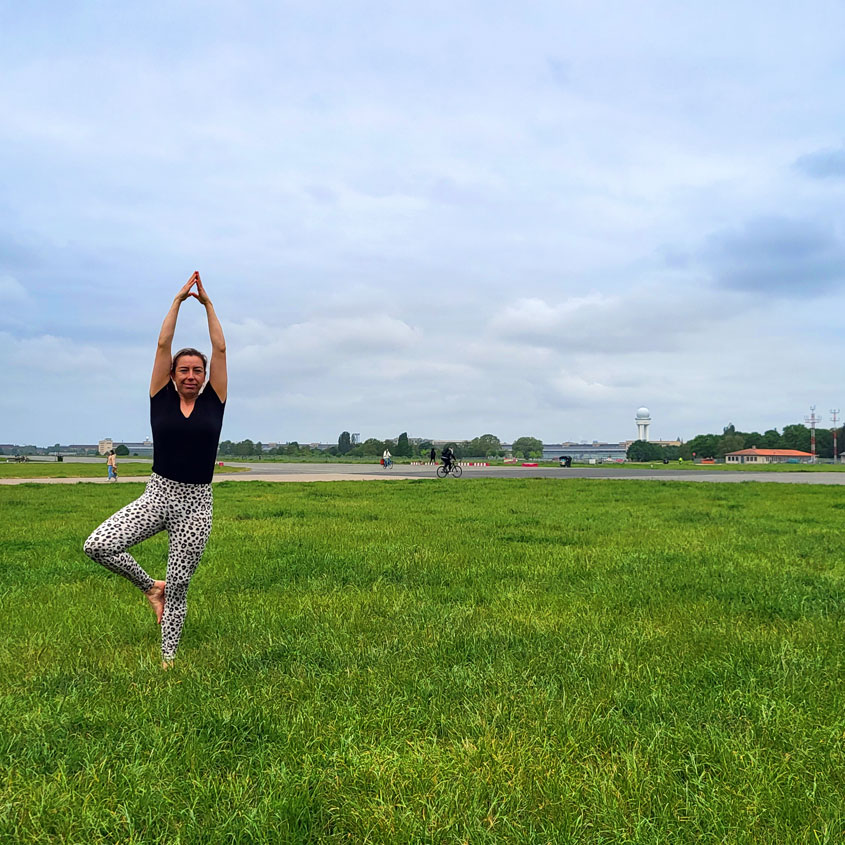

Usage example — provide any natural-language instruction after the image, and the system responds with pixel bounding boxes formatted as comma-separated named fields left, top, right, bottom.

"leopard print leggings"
left=83, top=472, right=213, bottom=660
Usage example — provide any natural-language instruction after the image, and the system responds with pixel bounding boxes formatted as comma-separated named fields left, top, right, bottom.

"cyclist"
left=382, top=448, right=392, bottom=468
left=441, top=445, right=455, bottom=472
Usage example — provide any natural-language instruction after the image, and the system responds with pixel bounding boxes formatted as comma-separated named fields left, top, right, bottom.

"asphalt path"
left=6, top=458, right=845, bottom=485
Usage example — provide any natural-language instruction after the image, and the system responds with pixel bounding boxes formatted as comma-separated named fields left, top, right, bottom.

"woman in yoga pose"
left=84, top=271, right=227, bottom=668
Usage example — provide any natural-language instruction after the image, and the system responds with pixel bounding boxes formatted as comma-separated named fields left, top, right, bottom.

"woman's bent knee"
left=83, top=533, right=111, bottom=560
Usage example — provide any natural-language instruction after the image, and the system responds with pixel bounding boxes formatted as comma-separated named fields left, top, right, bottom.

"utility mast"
left=832, top=409, right=840, bottom=464
left=806, top=406, right=820, bottom=463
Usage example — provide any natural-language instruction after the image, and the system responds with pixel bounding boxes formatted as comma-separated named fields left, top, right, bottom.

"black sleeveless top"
left=150, top=381, right=225, bottom=484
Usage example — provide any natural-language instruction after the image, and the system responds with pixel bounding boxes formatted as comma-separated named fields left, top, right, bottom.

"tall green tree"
left=338, top=431, right=352, bottom=454
left=717, top=433, right=745, bottom=457
left=760, top=429, right=782, bottom=448
left=815, top=428, right=833, bottom=459
left=115, top=444, right=130, bottom=456
left=681, top=433, right=720, bottom=460
left=626, top=440, right=663, bottom=461
left=396, top=432, right=411, bottom=457
left=781, top=424, right=810, bottom=452
left=511, top=436, right=543, bottom=459
left=360, top=438, right=385, bottom=456
left=468, top=434, right=501, bottom=457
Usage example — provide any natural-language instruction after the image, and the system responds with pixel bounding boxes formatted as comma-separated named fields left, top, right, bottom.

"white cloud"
left=2, top=332, right=108, bottom=374
left=489, top=288, right=722, bottom=354
left=0, top=332, right=138, bottom=442
left=0, top=275, right=28, bottom=303
left=233, top=314, right=420, bottom=377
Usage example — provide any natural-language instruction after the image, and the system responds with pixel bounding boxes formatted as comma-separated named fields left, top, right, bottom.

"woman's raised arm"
left=193, top=273, right=227, bottom=403
left=150, top=272, right=199, bottom=397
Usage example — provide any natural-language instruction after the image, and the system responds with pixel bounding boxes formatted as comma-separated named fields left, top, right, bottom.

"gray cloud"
left=701, top=216, right=845, bottom=296
left=489, top=289, right=719, bottom=354
left=793, top=146, right=845, bottom=180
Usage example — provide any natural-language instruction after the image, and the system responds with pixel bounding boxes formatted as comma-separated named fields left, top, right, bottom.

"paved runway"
left=6, top=459, right=845, bottom=485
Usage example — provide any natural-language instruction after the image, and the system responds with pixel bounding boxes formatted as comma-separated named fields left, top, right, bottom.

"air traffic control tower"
left=635, top=407, right=652, bottom=441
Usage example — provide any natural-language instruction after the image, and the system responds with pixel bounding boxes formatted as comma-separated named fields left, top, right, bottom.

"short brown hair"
left=171, top=347, right=208, bottom=375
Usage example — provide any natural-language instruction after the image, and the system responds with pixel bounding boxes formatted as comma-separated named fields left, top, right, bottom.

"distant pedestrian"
left=107, top=449, right=118, bottom=482
left=83, top=271, right=227, bottom=670
left=429, top=448, right=436, bottom=464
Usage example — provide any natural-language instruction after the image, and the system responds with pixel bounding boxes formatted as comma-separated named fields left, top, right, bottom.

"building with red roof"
left=725, top=448, right=813, bottom=465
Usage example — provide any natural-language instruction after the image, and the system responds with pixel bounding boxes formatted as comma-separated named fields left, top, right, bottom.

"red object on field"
left=522, top=462, right=539, bottom=467
left=700, top=458, right=715, bottom=464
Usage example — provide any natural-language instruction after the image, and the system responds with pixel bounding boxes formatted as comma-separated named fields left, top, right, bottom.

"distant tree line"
left=336, top=432, right=542, bottom=460
left=218, top=439, right=314, bottom=457
left=626, top=423, right=845, bottom=462
left=0, top=445, right=44, bottom=455
left=337, top=431, right=510, bottom=459
left=217, top=432, right=546, bottom=460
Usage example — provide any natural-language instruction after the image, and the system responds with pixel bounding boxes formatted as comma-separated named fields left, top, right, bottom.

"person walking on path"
left=107, top=450, right=118, bottom=482
left=429, top=447, right=436, bottom=465
left=84, top=271, right=227, bottom=669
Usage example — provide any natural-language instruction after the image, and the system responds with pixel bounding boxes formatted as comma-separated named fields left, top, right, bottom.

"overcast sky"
left=3, top=1, right=845, bottom=446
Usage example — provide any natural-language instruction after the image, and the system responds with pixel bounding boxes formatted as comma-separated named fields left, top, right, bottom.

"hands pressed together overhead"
left=176, top=271, right=211, bottom=306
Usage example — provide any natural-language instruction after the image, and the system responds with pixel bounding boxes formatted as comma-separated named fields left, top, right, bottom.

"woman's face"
left=172, top=355, right=205, bottom=398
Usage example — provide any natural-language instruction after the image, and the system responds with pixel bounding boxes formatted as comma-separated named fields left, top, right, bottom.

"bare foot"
left=145, top=580, right=166, bottom=625
left=161, top=659, right=174, bottom=670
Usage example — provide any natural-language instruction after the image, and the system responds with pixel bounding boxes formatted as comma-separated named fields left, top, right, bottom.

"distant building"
left=99, top=437, right=154, bottom=456
left=620, top=439, right=683, bottom=449
left=542, top=442, right=628, bottom=461
left=121, top=439, right=154, bottom=457
left=725, top=448, right=813, bottom=464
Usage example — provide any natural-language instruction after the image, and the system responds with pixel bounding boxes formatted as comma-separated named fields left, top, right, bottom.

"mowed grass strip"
left=2, top=479, right=845, bottom=843
left=0, top=462, right=246, bottom=479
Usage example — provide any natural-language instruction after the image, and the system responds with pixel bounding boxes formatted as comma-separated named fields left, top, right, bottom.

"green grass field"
left=0, top=462, right=247, bottom=479
left=3, top=478, right=845, bottom=843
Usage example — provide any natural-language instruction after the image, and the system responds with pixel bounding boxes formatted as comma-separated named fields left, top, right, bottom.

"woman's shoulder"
left=200, top=382, right=225, bottom=405
left=151, top=381, right=176, bottom=401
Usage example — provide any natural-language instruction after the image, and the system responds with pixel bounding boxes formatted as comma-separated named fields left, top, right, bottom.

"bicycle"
left=436, top=461, right=462, bottom=478
left=381, top=458, right=393, bottom=469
